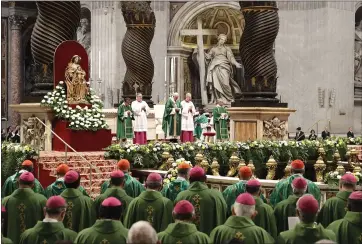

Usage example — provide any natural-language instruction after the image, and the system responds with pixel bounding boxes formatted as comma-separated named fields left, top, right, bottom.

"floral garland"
left=353, top=172, right=362, bottom=185
left=40, top=81, right=108, bottom=131
left=324, top=170, right=344, bottom=186
left=163, top=158, right=193, bottom=186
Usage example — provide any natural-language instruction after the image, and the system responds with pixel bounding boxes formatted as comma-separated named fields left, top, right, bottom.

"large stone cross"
left=180, top=17, right=217, bottom=105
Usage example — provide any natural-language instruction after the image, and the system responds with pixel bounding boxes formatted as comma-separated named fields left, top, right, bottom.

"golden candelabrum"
left=351, top=149, right=361, bottom=173
left=235, top=157, right=247, bottom=178
left=266, top=156, right=277, bottom=180
left=247, top=160, right=255, bottom=176
left=195, top=151, right=204, bottom=166
left=318, top=147, right=326, bottom=161
left=284, top=160, right=292, bottom=178
left=211, top=158, right=220, bottom=176
left=227, top=152, right=240, bottom=177
left=200, top=159, right=210, bottom=174
left=314, top=156, right=326, bottom=182
left=159, top=151, right=170, bottom=170
left=336, top=161, right=346, bottom=175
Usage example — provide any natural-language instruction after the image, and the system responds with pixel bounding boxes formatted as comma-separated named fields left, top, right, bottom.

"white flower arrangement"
left=40, top=82, right=108, bottom=131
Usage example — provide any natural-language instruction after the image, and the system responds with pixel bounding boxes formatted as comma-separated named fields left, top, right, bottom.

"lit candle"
left=98, top=51, right=101, bottom=78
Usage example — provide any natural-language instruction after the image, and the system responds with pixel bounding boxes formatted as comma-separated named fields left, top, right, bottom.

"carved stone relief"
left=263, top=117, right=287, bottom=140
left=22, top=116, right=45, bottom=150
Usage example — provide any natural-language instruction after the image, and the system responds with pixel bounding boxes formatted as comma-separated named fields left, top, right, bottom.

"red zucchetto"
left=239, top=166, right=252, bottom=179
left=246, top=179, right=261, bottom=187
left=101, top=197, right=122, bottom=207
left=349, top=191, right=362, bottom=200
left=189, top=166, right=205, bottom=180
left=64, top=170, right=79, bottom=184
left=110, top=170, right=125, bottom=178
left=46, top=196, right=66, bottom=209
left=292, top=177, right=307, bottom=189
left=56, top=164, right=69, bottom=175
left=341, top=173, right=357, bottom=184
left=297, top=195, right=319, bottom=214
left=22, top=160, right=33, bottom=167
left=19, top=172, right=34, bottom=182
left=174, top=200, right=194, bottom=214
left=291, top=160, right=305, bottom=169
left=146, top=173, right=162, bottom=183
left=117, top=159, right=130, bottom=171
left=236, top=193, right=256, bottom=205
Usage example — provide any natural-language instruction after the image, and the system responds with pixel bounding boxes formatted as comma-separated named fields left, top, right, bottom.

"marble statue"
left=355, top=20, right=362, bottom=82
left=64, top=55, right=88, bottom=103
left=193, top=34, right=242, bottom=104
left=77, top=18, right=91, bottom=57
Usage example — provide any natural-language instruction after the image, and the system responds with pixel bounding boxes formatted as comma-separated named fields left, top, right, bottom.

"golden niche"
left=64, top=55, right=89, bottom=104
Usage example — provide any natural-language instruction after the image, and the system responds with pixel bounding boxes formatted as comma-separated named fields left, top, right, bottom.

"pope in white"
left=180, top=93, right=196, bottom=142
left=131, top=93, right=150, bottom=144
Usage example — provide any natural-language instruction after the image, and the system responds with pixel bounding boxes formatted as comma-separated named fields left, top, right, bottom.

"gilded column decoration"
left=121, top=1, right=155, bottom=106
left=266, top=155, right=277, bottom=180
left=8, top=14, right=26, bottom=126
left=211, top=158, right=220, bottom=176
left=22, top=117, right=46, bottom=151
left=30, top=2, right=80, bottom=96
left=159, top=151, right=170, bottom=170
left=237, top=1, right=283, bottom=106
left=227, top=153, right=240, bottom=177
left=314, top=156, right=326, bottom=182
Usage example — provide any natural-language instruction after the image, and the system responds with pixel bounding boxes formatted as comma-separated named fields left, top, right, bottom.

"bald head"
left=127, top=221, right=158, bottom=244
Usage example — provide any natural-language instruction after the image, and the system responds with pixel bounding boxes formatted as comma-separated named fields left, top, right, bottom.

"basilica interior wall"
left=276, top=2, right=357, bottom=135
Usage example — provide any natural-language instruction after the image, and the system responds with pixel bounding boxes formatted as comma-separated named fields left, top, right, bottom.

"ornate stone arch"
left=167, top=1, right=240, bottom=46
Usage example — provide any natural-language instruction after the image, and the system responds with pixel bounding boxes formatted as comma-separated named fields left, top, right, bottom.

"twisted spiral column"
left=121, top=1, right=155, bottom=106
left=238, top=1, right=282, bottom=105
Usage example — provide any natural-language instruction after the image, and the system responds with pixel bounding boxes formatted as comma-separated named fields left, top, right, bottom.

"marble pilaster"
left=8, top=14, right=26, bottom=126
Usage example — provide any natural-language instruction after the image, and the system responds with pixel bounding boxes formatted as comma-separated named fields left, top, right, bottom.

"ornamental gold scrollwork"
left=263, top=117, right=286, bottom=140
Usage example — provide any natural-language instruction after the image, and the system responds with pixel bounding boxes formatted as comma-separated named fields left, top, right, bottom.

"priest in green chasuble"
left=277, top=195, right=336, bottom=244
left=174, top=166, right=227, bottom=235
left=45, top=163, right=89, bottom=198
left=124, top=173, right=173, bottom=232
left=212, top=99, right=229, bottom=141
left=100, top=159, right=145, bottom=197
left=2, top=172, right=47, bottom=244
left=60, top=170, right=95, bottom=232
left=162, top=92, right=182, bottom=139
left=274, top=177, right=308, bottom=233
left=19, top=196, right=77, bottom=244
left=270, top=159, right=321, bottom=207
left=2, top=159, right=44, bottom=197
left=93, top=170, right=133, bottom=222
left=327, top=191, right=362, bottom=244
left=194, top=108, right=209, bottom=141
left=210, top=193, right=274, bottom=244
left=117, top=97, right=134, bottom=143
left=1, top=207, right=13, bottom=244
left=161, top=162, right=190, bottom=201
left=75, top=197, right=128, bottom=243
left=158, top=200, right=211, bottom=244
left=318, top=173, right=357, bottom=227
left=245, top=179, right=277, bottom=239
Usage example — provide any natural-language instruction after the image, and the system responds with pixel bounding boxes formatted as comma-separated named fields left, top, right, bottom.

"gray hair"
left=233, top=202, right=255, bottom=218
left=127, top=221, right=158, bottom=244
left=185, top=93, right=192, bottom=98
left=136, top=93, right=142, bottom=97
left=173, top=92, right=179, bottom=97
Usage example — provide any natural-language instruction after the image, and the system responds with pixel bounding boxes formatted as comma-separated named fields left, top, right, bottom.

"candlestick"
left=98, top=51, right=101, bottom=78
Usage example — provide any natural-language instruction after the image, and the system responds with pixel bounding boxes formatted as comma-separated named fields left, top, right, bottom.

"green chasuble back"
left=2, top=172, right=45, bottom=197
left=60, top=188, right=95, bottom=232
left=161, top=179, right=189, bottom=201
left=19, top=221, right=77, bottom=244
left=124, top=190, right=173, bottom=232
left=327, top=211, right=362, bottom=244
left=45, top=178, right=89, bottom=198
left=175, top=181, right=227, bottom=235
left=274, top=195, right=300, bottom=233
left=317, top=191, right=351, bottom=227
left=158, top=222, right=211, bottom=244
left=210, top=216, right=275, bottom=244
left=100, top=174, right=145, bottom=198
left=253, top=197, right=277, bottom=239
left=75, top=220, right=128, bottom=244
left=2, top=188, right=47, bottom=244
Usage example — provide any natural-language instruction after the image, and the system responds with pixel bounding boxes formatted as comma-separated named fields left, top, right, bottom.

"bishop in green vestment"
left=75, top=197, right=128, bottom=244
left=60, top=170, right=95, bottom=232
left=246, top=179, right=277, bottom=239
left=161, top=163, right=190, bottom=201
left=194, top=109, right=209, bottom=140
left=277, top=195, right=336, bottom=244
left=117, top=98, right=134, bottom=141
left=326, top=191, right=362, bottom=244
left=1, top=202, right=13, bottom=243
left=2, top=160, right=44, bottom=197
left=318, top=173, right=357, bottom=227
left=93, top=170, right=133, bottom=222
left=162, top=94, right=182, bottom=138
left=124, top=173, right=173, bottom=232
left=158, top=200, right=211, bottom=244
left=2, top=172, right=47, bottom=244
left=213, top=100, right=229, bottom=141
left=270, top=160, right=321, bottom=207
left=19, top=196, right=77, bottom=244
left=210, top=193, right=274, bottom=244
left=174, top=167, right=227, bottom=235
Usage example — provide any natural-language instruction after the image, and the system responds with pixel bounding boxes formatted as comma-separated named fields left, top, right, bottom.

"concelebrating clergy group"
left=1, top=157, right=362, bottom=244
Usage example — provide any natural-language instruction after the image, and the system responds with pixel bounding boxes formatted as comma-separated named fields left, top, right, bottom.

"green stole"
left=162, top=98, right=182, bottom=137
left=117, top=103, right=134, bottom=140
